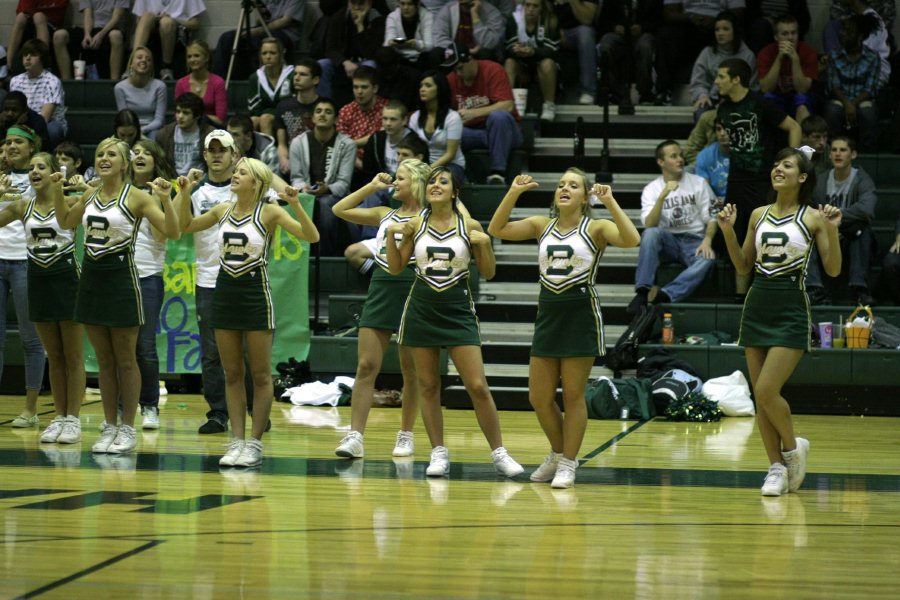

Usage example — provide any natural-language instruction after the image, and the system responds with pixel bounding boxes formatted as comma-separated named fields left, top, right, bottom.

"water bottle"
left=662, top=312, right=674, bottom=344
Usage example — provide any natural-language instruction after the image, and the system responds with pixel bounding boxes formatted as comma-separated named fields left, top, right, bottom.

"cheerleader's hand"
left=372, top=172, right=393, bottom=190
left=387, top=220, right=414, bottom=241
left=149, top=177, right=173, bottom=198
left=469, top=229, right=491, bottom=246
left=0, top=173, right=10, bottom=192
left=717, top=203, right=737, bottom=232
left=63, top=174, right=89, bottom=192
left=818, top=204, right=842, bottom=229
left=591, top=184, right=615, bottom=208
left=185, top=168, right=204, bottom=189
left=50, top=172, right=66, bottom=187
left=509, top=174, right=539, bottom=195
left=278, top=185, right=301, bottom=205
left=85, top=178, right=101, bottom=190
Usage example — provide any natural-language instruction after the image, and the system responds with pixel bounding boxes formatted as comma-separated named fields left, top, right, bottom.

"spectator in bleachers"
left=447, top=44, right=522, bottom=184
left=274, top=59, right=320, bottom=174
left=800, top=114, right=829, bottom=174
left=805, top=136, right=877, bottom=306
left=53, top=0, right=129, bottom=80
left=503, top=0, right=560, bottom=121
left=716, top=57, right=800, bottom=297
left=384, top=0, right=434, bottom=69
left=289, top=97, right=356, bottom=256
left=832, top=1, right=892, bottom=93
left=227, top=113, right=279, bottom=174
left=690, top=10, right=757, bottom=122
left=9, top=39, right=67, bottom=149
left=595, top=0, right=661, bottom=106
left=432, top=0, right=506, bottom=62
left=397, top=130, right=429, bottom=162
left=212, top=0, right=305, bottom=80
left=551, top=0, right=598, bottom=104
left=682, top=108, right=717, bottom=165
left=115, top=47, right=167, bottom=139
left=823, top=0, right=895, bottom=57
left=882, top=214, right=900, bottom=305
left=744, top=0, right=810, bottom=53
left=131, top=0, right=205, bottom=80
left=0, top=90, right=51, bottom=151
left=695, top=118, right=730, bottom=204
left=357, top=100, right=413, bottom=187
left=247, top=38, right=294, bottom=138
left=0, top=124, right=47, bottom=430
left=823, top=14, right=880, bottom=152
left=7, top=0, right=69, bottom=74
left=408, top=70, right=466, bottom=184
left=155, top=92, right=215, bottom=176
left=654, top=0, right=745, bottom=106
left=175, top=40, right=227, bottom=128
left=628, top=139, right=718, bottom=313
left=54, top=139, right=96, bottom=187
left=318, top=0, right=385, bottom=102
left=337, top=66, right=389, bottom=169
left=112, top=108, right=143, bottom=147
left=757, top=13, right=818, bottom=125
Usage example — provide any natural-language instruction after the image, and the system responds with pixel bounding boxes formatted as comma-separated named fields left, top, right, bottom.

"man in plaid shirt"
left=9, top=38, right=66, bottom=149
left=337, top=66, right=389, bottom=169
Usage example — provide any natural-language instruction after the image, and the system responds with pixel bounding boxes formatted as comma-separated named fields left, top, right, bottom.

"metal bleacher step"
left=478, top=281, right=635, bottom=304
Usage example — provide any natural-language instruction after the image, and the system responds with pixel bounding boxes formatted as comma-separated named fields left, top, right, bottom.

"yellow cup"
left=833, top=338, right=845, bottom=348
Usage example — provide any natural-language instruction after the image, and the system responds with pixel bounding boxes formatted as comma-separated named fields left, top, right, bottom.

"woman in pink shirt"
left=175, top=40, right=227, bottom=127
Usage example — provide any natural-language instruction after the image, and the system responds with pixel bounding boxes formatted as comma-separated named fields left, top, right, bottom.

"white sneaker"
left=486, top=173, right=506, bottom=185
left=57, top=416, right=82, bottom=444
left=782, top=437, right=809, bottom=493
left=92, top=423, right=118, bottom=453
left=492, top=446, right=524, bottom=478
left=12, top=414, right=39, bottom=428
left=159, top=381, right=168, bottom=396
left=234, top=438, right=263, bottom=467
left=530, top=451, right=562, bottom=482
left=540, top=101, right=556, bottom=121
left=107, top=424, right=137, bottom=454
left=579, top=92, right=595, bottom=105
left=551, top=457, right=577, bottom=488
left=392, top=430, right=414, bottom=457
left=335, top=430, right=364, bottom=458
left=761, top=463, right=789, bottom=496
left=426, top=446, right=450, bottom=477
left=141, top=406, right=160, bottom=430
left=40, top=416, right=66, bottom=443
left=219, top=439, right=245, bottom=467
left=160, top=68, right=174, bottom=81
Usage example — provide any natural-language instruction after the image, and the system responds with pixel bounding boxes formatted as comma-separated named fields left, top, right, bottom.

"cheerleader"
left=177, top=158, right=318, bottom=467
left=488, top=170, right=639, bottom=487
left=332, top=160, right=431, bottom=459
left=386, top=166, right=523, bottom=478
left=718, top=146, right=841, bottom=496
left=54, top=137, right=180, bottom=454
left=0, top=153, right=82, bottom=443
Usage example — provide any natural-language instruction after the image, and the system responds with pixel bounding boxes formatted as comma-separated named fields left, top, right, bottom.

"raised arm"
left=332, top=173, right=392, bottom=226
left=487, top=174, right=544, bottom=240
left=267, top=186, right=320, bottom=243
left=468, top=219, right=496, bottom=280
left=139, top=179, right=180, bottom=239
left=55, top=176, right=91, bottom=229
left=592, top=184, right=640, bottom=248
left=0, top=198, right=27, bottom=228
left=717, top=203, right=757, bottom=274
left=814, top=205, right=842, bottom=278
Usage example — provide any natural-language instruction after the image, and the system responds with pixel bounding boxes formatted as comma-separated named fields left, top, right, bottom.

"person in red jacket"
left=756, top=13, right=818, bottom=124
left=446, top=43, right=522, bottom=184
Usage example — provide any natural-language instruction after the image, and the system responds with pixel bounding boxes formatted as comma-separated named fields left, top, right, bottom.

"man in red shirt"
left=337, top=65, right=389, bottom=169
left=446, top=44, right=523, bottom=184
left=756, top=13, right=818, bottom=124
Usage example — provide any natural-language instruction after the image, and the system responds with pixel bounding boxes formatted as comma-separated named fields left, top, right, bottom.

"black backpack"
left=605, top=304, right=661, bottom=375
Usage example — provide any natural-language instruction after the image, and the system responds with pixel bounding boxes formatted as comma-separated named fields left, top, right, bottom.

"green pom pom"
left=665, top=390, right=723, bottom=422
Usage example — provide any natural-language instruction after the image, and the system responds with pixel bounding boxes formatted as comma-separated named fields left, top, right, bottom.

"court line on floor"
left=579, top=419, right=651, bottom=464
left=0, top=400, right=101, bottom=427
left=16, top=539, right=162, bottom=599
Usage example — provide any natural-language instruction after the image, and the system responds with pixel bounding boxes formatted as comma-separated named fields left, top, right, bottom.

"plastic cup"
left=819, top=322, right=832, bottom=348
left=73, top=60, right=86, bottom=80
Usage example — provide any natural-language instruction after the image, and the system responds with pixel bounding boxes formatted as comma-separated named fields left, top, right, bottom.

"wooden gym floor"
left=2, top=393, right=899, bottom=599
